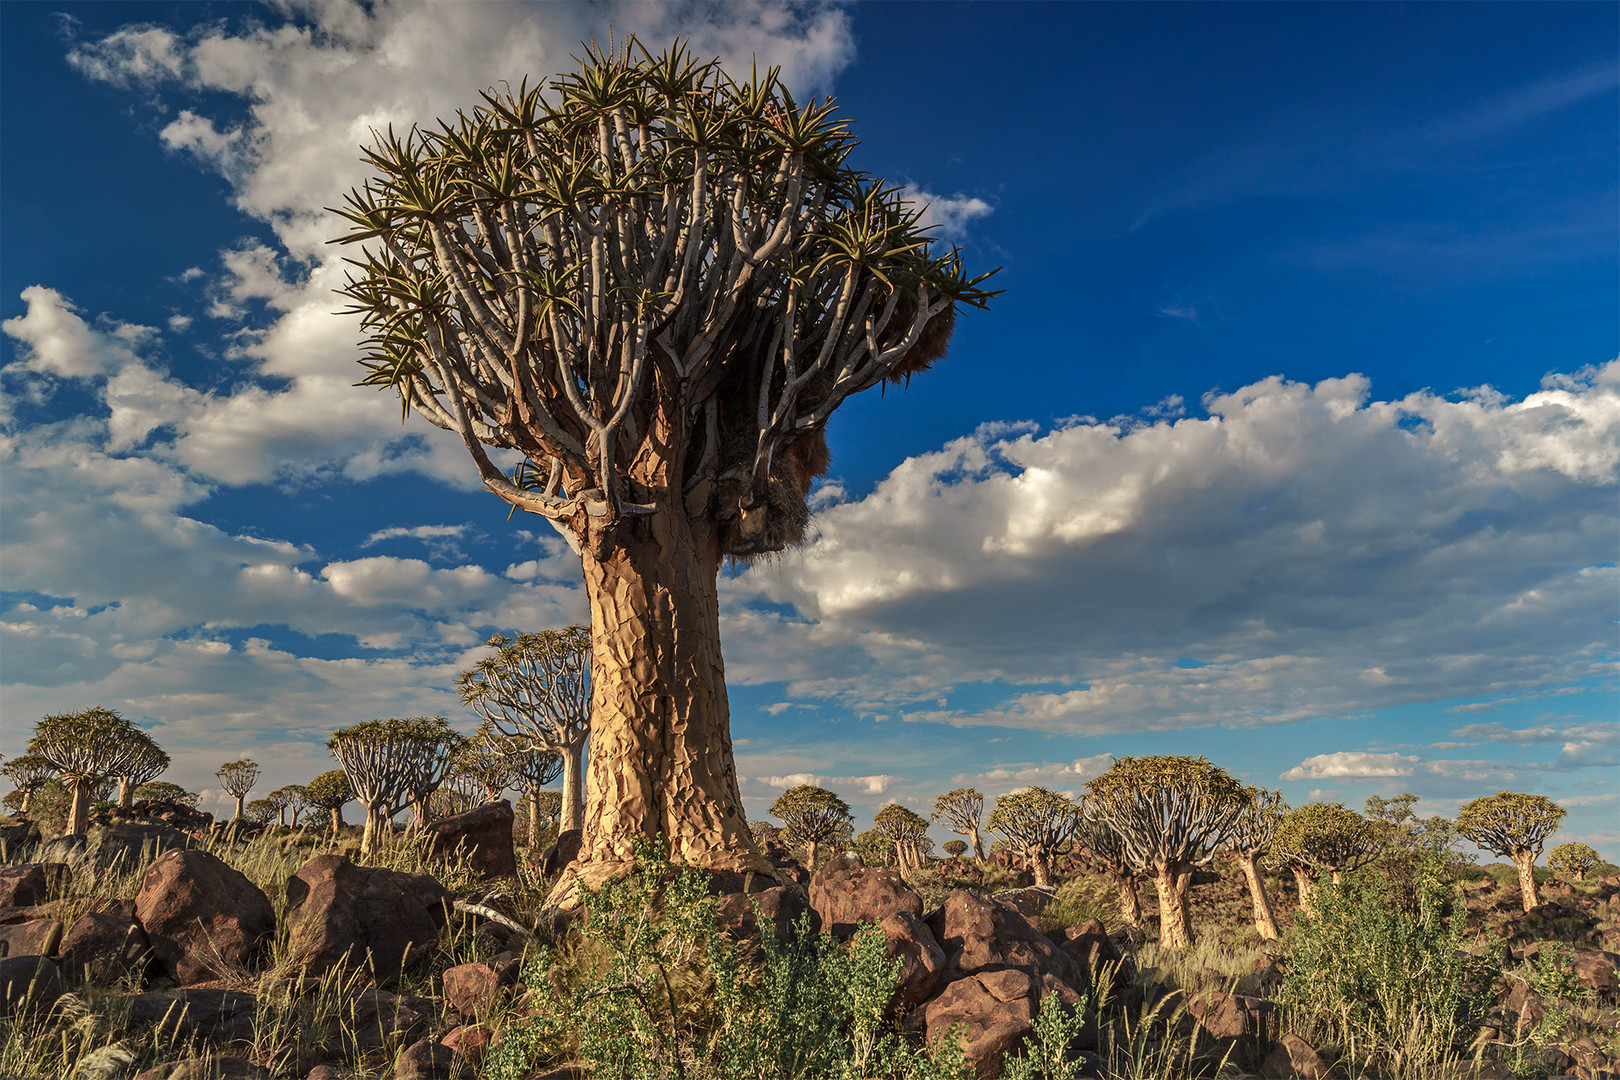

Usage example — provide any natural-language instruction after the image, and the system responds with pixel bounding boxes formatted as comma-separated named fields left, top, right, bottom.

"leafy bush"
left=1282, top=863, right=1500, bottom=1076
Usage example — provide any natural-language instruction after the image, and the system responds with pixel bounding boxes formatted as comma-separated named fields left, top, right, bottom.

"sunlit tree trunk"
left=118, top=778, right=136, bottom=812
left=807, top=839, right=819, bottom=872
left=65, top=779, right=91, bottom=836
left=1113, top=873, right=1143, bottom=927
left=1030, top=846, right=1052, bottom=888
left=551, top=487, right=767, bottom=906
left=1154, top=864, right=1194, bottom=949
left=1513, top=848, right=1541, bottom=912
left=233, top=793, right=246, bottom=821
left=329, top=806, right=344, bottom=838
left=561, top=742, right=585, bottom=836
left=527, top=792, right=541, bottom=847
left=970, top=829, right=984, bottom=862
left=1238, top=853, right=1280, bottom=941
left=361, top=802, right=388, bottom=858
left=1291, top=867, right=1316, bottom=915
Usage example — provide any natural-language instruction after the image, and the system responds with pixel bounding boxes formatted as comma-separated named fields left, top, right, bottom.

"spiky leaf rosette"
left=1271, top=802, right=1382, bottom=875
left=2, top=754, right=57, bottom=798
left=303, top=770, right=353, bottom=813
left=458, top=625, right=590, bottom=753
left=1546, top=842, right=1600, bottom=880
left=28, top=707, right=150, bottom=784
left=1083, top=756, right=1247, bottom=875
left=874, top=803, right=930, bottom=845
left=987, top=786, right=1080, bottom=855
left=1456, top=791, right=1566, bottom=858
left=327, top=717, right=459, bottom=818
left=215, top=759, right=261, bottom=799
left=332, top=38, right=998, bottom=559
left=1227, top=786, right=1286, bottom=857
left=768, top=784, right=851, bottom=850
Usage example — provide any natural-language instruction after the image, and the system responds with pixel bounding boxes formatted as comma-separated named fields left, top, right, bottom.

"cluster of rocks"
left=87, top=798, right=216, bottom=833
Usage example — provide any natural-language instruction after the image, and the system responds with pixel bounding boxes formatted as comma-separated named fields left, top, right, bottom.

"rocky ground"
left=0, top=805, right=1615, bottom=1080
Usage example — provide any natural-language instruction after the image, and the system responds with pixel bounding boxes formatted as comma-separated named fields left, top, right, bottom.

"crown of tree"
left=1456, top=791, right=1566, bottom=857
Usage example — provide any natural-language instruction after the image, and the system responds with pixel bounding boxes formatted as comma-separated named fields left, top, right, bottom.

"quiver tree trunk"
left=550, top=499, right=768, bottom=907
left=1291, top=867, right=1316, bottom=915
left=970, top=830, right=984, bottom=862
left=561, top=742, right=585, bottom=836
left=1112, top=873, right=1143, bottom=928
left=1513, top=848, right=1541, bottom=912
left=233, top=793, right=246, bottom=821
left=65, top=779, right=91, bottom=837
left=1238, top=854, right=1280, bottom=941
left=1154, top=864, right=1195, bottom=949
left=1030, top=847, right=1052, bottom=888
left=361, top=803, right=388, bottom=857
left=329, top=806, right=344, bottom=837
left=118, top=778, right=136, bottom=812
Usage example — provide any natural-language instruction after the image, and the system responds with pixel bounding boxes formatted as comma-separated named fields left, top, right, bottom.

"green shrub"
left=1281, top=863, right=1500, bottom=1076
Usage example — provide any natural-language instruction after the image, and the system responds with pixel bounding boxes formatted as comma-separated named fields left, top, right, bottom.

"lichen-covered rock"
left=936, top=889, right=1083, bottom=989
left=923, top=972, right=1037, bottom=1079
left=134, top=850, right=274, bottom=984
left=425, top=800, right=516, bottom=880
left=284, top=854, right=449, bottom=980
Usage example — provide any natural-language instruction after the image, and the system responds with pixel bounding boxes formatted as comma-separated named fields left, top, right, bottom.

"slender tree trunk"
left=1292, top=867, right=1316, bottom=915
left=970, top=828, right=984, bottom=862
left=65, top=778, right=91, bottom=836
left=118, top=777, right=135, bottom=812
left=361, top=803, right=386, bottom=858
left=550, top=503, right=767, bottom=908
left=1112, top=873, right=1143, bottom=927
left=807, top=839, right=818, bottom=872
left=233, top=793, right=246, bottom=821
left=1154, top=863, right=1194, bottom=949
left=1239, top=853, right=1280, bottom=941
left=19, top=789, right=32, bottom=814
left=329, top=806, right=343, bottom=838
left=561, top=740, right=585, bottom=836
left=528, top=791, right=541, bottom=847
left=1513, top=848, right=1541, bottom=912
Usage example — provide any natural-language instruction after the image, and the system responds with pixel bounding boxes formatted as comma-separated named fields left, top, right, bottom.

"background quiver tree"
left=931, top=787, right=986, bottom=862
left=303, top=769, right=354, bottom=837
left=1546, top=841, right=1600, bottom=883
left=458, top=625, right=591, bottom=835
left=133, top=781, right=199, bottom=808
left=116, top=736, right=169, bottom=812
left=1456, top=791, right=1566, bottom=913
left=454, top=720, right=521, bottom=802
left=768, top=784, right=851, bottom=872
left=28, top=707, right=150, bottom=836
left=505, top=742, right=565, bottom=845
left=264, top=785, right=302, bottom=827
left=873, top=803, right=930, bottom=871
left=1083, top=756, right=1247, bottom=949
left=986, top=786, right=1080, bottom=888
left=943, top=838, right=968, bottom=859
left=1270, top=802, right=1383, bottom=914
left=336, top=38, right=997, bottom=904
left=1, top=755, right=56, bottom=814
left=215, top=758, right=261, bottom=822
left=1226, top=786, right=1286, bottom=941
left=328, top=717, right=458, bottom=856
left=1072, top=806, right=1145, bottom=928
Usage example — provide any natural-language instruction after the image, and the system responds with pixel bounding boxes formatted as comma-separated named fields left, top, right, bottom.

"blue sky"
left=2, top=2, right=1616, bottom=858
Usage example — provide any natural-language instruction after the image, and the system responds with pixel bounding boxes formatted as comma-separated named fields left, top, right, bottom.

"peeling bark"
left=1513, top=849, right=1541, bottom=912
left=1113, top=873, right=1143, bottom=927
left=1155, top=864, right=1194, bottom=949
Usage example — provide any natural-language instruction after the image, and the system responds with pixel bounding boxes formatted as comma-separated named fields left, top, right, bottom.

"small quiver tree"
left=458, top=626, right=591, bottom=835
left=134, top=781, right=199, bottom=807
left=987, top=786, right=1080, bottom=889
left=454, top=720, right=521, bottom=803
left=1227, top=786, right=1286, bottom=941
left=1, top=755, right=56, bottom=815
left=1547, top=841, right=1600, bottom=883
left=1084, top=756, right=1247, bottom=950
left=304, top=770, right=353, bottom=838
left=328, top=717, right=458, bottom=857
left=265, top=785, right=305, bottom=827
left=116, top=736, right=169, bottom=812
left=215, top=759, right=261, bottom=822
left=943, top=839, right=968, bottom=860
left=769, top=785, right=851, bottom=872
left=1270, top=802, right=1382, bottom=914
left=244, top=798, right=278, bottom=826
left=337, top=40, right=997, bottom=905
left=932, top=787, right=986, bottom=862
left=1457, top=791, right=1566, bottom=913
left=873, top=803, right=931, bottom=871
left=1073, top=802, right=1144, bottom=928
left=507, top=746, right=565, bottom=846
left=28, top=707, right=150, bottom=836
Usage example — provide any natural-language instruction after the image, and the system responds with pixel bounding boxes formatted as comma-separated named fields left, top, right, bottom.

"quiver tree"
left=943, top=839, right=968, bottom=859
left=512, top=756, right=565, bottom=844
left=1270, top=802, right=1382, bottom=913
left=1226, top=786, right=1286, bottom=941
left=244, top=798, right=277, bottom=826
left=134, top=781, right=198, bottom=807
left=303, top=769, right=353, bottom=837
left=1457, top=791, right=1566, bottom=912
left=1, top=755, right=56, bottom=814
left=932, top=787, right=986, bottom=862
left=458, top=626, right=591, bottom=835
left=454, top=721, right=521, bottom=802
left=215, top=759, right=261, bottom=821
left=116, top=736, right=169, bottom=812
left=1073, top=804, right=1145, bottom=928
left=328, top=717, right=458, bottom=856
left=1084, top=756, right=1246, bottom=949
left=987, top=786, right=1081, bottom=888
left=28, top=707, right=150, bottom=835
left=769, top=785, right=851, bottom=871
left=337, top=39, right=997, bottom=903
left=266, top=785, right=305, bottom=827
left=874, top=803, right=931, bottom=870
left=1547, top=842, right=1600, bottom=883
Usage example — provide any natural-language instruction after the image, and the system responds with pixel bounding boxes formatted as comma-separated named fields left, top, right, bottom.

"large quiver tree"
left=873, top=803, right=931, bottom=871
left=1457, top=791, right=1565, bottom=913
left=1270, top=801, right=1382, bottom=914
left=28, top=707, right=150, bottom=836
left=1084, top=756, right=1246, bottom=950
left=328, top=717, right=458, bottom=856
left=1226, top=786, right=1285, bottom=941
left=335, top=40, right=995, bottom=901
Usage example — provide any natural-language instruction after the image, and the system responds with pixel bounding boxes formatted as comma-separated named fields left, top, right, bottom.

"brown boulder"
left=128, top=987, right=260, bottom=1043
left=537, top=829, right=582, bottom=878
left=442, top=959, right=517, bottom=1018
left=990, top=887, right=1056, bottom=928
left=132, top=1057, right=270, bottom=1080
left=1058, top=920, right=1124, bottom=982
left=923, top=972, right=1037, bottom=1079
left=1259, top=1032, right=1331, bottom=1079
left=0, top=863, right=72, bottom=907
left=395, top=1037, right=471, bottom=1079
left=810, top=859, right=922, bottom=939
left=1187, top=990, right=1275, bottom=1041
left=716, top=885, right=818, bottom=942
left=346, top=988, right=432, bottom=1051
left=937, top=889, right=1083, bottom=989
left=59, top=909, right=153, bottom=984
left=0, top=917, right=62, bottom=959
left=441, top=1025, right=491, bottom=1067
left=882, top=910, right=948, bottom=1010
left=425, top=800, right=516, bottom=880
left=0, top=954, right=62, bottom=1014
left=94, top=822, right=195, bottom=869
left=1568, top=948, right=1619, bottom=996
left=283, top=854, right=449, bottom=980
left=135, top=849, right=275, bottom=984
